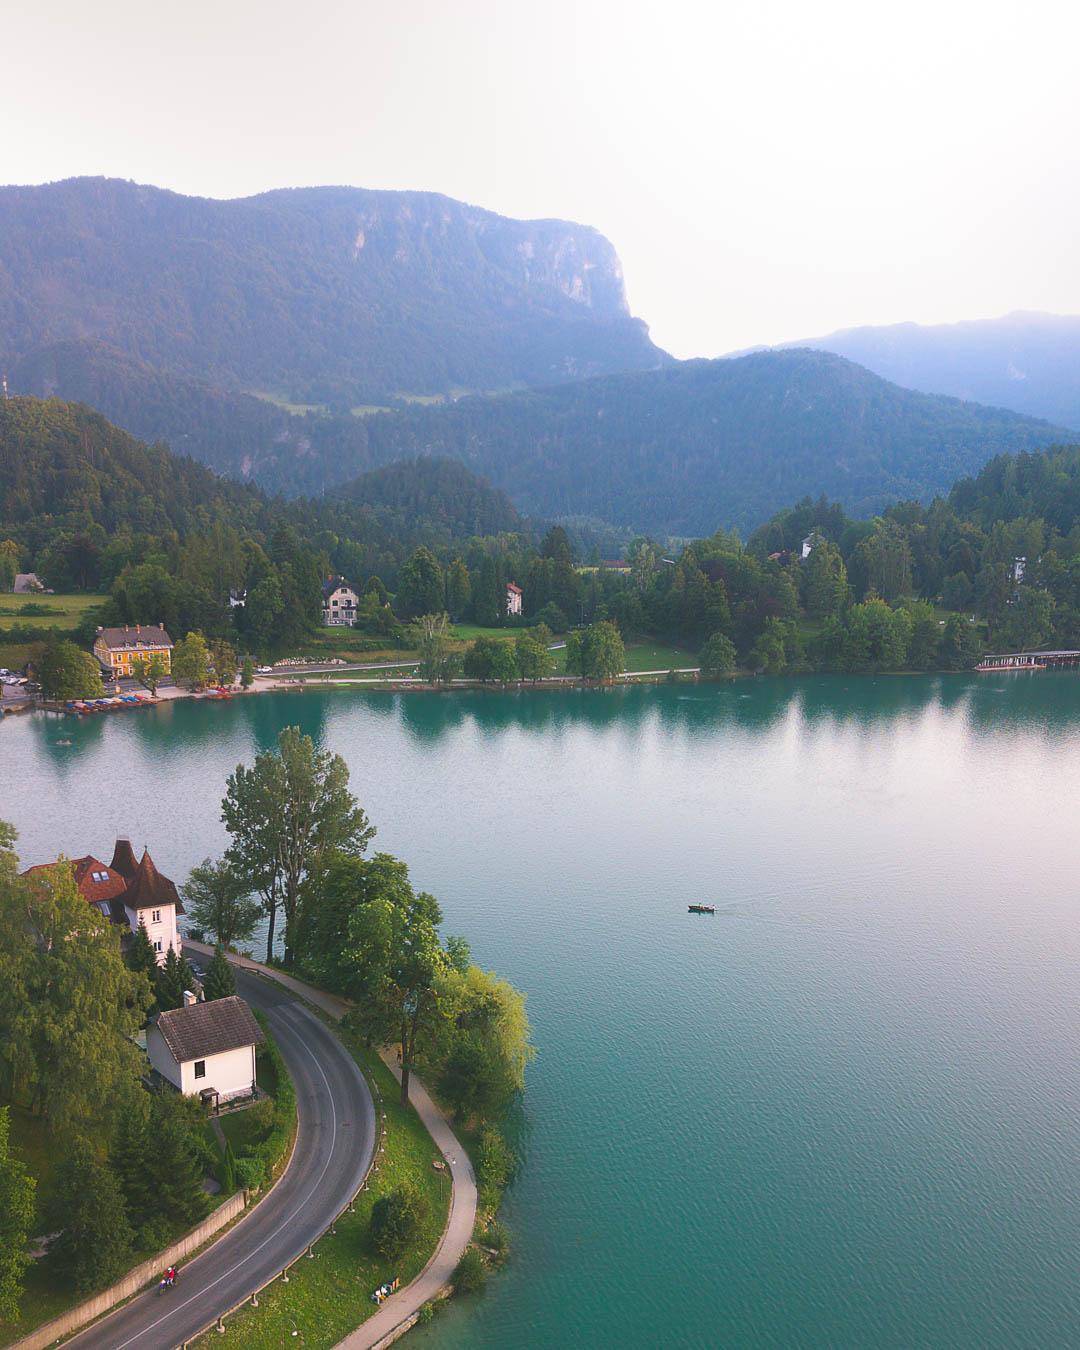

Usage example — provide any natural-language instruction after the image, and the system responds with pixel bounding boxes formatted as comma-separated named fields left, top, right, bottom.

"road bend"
left=65, top=967, right=375, bottom=1350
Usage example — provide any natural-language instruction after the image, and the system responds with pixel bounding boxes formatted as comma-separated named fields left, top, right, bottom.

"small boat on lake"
left=688, top=903, right=716, bottom=914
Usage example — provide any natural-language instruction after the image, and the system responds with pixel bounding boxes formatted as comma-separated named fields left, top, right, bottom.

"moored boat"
left=688, top=903, right=716, bottom=914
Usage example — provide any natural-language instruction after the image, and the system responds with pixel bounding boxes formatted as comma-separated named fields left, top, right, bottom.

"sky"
left=5, top=0, right=1080, bottom=358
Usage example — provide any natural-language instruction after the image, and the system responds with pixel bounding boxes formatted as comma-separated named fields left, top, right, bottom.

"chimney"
left=182, top=989, right=198, bottom=1007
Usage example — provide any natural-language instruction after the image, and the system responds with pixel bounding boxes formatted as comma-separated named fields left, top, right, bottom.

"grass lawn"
left=0, top=593, right=106, bottom=631
left=0, top=642, right=45, bottom=669
left=6, top=1106, right=54, bottom=1226
left=621, top=641, right=697, bottom=673
left=447, top=623, right=520, bottom=643
left=192, top=1036, right=451, bottom=1349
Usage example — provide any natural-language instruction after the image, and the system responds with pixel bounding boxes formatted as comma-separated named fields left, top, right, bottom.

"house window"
left=151, top=909, right=161, bottom=924
left=194, top=1061, right=206, bottom=1079
left=153, top=939, right=162, bottom=952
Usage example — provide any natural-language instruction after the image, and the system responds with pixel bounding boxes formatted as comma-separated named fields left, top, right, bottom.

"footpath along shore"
left=186, top=942, right=478, bottom=1350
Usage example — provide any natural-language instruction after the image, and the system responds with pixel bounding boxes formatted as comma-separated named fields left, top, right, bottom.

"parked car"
left=257, top=665, right=273, bottom=674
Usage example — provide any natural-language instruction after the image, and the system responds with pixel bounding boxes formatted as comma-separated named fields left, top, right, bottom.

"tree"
left=0, top=1108, right=34, bottom=1322
left=109, top=1087, right=156, bottom=1234
left=463, top=635, right=501, bottom=681
left=397, top=547, right=444, bottom=619
left=125, top=920, right=159, bottom=984
left=172, top=631, right=211, bottom=687
left=535, top=601, right=568, bottom=633
left=445, top=558, right=471, bottom=619
left=906, top=602, right=941, bottom=670
left=339, top=865, right=447, bottom=1104
left=699, top=632, right=737, bottom=677
left=222, top=726, right=375, bottom=966
left=803, top=536, right=849, bottom=619
left=203, top=946, right=237, bottom=1000
left=1000, top=587, right=1053, bottom=651
left=240, top=656, right=255, bottom=688
left=415, top=613, right=457, bottom=684
left=155, top=944, right=198, bottom=1010
left=515, top=630, right=554, bottom=681
left=181, top=857, right=262, bottom=949
left=38, top=637, right=104, bottom=701
left=437, top=965, right=533, bottom=1121
left=568, top=620, right=625, bottom=681
left=940, top=613, right=982, bottom=670
left=210, top=638, right=239, bottom=686
left=148, top=1093, right=209, bottom=1227
left=131, top=651, right=168, bottom=695
left=490, top=642, right=519, bottom=685
left=0, top=861, right=150, bottom=1139
left=46, top=1143, right=133, bottom=1294
left=370, top=1182, right=428, bottom=1260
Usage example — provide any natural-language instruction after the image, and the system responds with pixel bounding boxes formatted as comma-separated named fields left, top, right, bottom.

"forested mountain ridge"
left=334, top=350, right=1074, bottom=535
left=0, top=397, right=521, bottom=596
left=0, top=177, right=665, bottom=406
left=762, top=311, right=1080, bottom=431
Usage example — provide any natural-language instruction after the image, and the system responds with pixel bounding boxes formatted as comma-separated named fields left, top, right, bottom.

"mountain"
left=763, top=312, right=1080, bottom=431
left=0, top=177, right=666, bottom=407
left=331, top=349, right=1074, bottom=535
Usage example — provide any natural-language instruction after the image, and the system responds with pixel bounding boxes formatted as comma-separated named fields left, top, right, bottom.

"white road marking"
left=101, top=1007, right=348, bottom=1350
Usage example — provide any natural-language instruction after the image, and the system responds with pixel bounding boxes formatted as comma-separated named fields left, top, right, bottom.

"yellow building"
left=93, top=624, right=174, bottom=679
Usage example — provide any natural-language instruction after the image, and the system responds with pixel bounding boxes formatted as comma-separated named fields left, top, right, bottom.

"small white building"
left=506, top=582, right=523, bottom=616
left=322, top=576, right=360, bottom=626
left=147, top=994, right=264, bottom=1104
left=800, top=535, right=816, bottom=560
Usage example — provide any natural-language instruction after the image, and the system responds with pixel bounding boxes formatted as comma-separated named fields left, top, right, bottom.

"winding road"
left=65, top=967, right=376, bottom=1350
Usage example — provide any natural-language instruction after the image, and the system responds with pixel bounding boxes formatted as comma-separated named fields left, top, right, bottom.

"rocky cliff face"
left=0, top=178, right=664, bottom=403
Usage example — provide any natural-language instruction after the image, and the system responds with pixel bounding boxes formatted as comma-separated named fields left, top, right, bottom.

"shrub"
left=235, top=1155, right=266, bottom=1191
left=453, top=1246, right=488, bottom=1294
left=417, top=1301, right=438, bottom=1325
left=476, top=1126, right=515, bottom=1207
left=370, top=1182, right=428, bottom=1260
left=136, top=1216, right=173, bottom=1252
left=484, top=1220, right=510, bottom=1255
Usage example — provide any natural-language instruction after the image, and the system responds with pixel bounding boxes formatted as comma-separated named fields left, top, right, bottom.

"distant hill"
left=762, top=312, right=1080, bottom=431
left=336, top=350, right=1074, bottom=535
left=0, top=177, right=666, bottom=407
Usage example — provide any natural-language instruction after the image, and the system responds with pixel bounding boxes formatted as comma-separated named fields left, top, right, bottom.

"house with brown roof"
left=147, top=994, right=263, bottom=1103
left=93, top=623, right=173, bottom=680
left=506, top=581, right=523, bottom=616
left=22, top=838, right=184, bottom=965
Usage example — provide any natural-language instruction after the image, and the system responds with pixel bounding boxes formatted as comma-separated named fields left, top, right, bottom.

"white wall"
left=146, top=1023, right=182, bottom=1090
left=146, top=1030, right=257, bottom=1100
left=126, top=902, right=180, bottom=965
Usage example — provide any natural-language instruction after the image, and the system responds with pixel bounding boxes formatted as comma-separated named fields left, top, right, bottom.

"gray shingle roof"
left=154, top=995, right=264, bottom=1064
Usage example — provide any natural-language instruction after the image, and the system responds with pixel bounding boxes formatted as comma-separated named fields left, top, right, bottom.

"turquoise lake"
left=5, top=675, right=1080, bottom=1347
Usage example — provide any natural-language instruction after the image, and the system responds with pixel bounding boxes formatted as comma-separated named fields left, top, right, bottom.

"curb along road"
left=63, top=964, right=375, bottom=1350
left=187, top=944, right=478, bottom=1350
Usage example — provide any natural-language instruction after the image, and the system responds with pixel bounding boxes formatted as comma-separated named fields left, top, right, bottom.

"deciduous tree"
left=181, top=858, right=262, bottom=950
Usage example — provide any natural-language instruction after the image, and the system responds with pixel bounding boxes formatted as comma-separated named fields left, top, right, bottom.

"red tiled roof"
left=23, top=840, right=184, bottom=916
left=506, top=582, right=523, bottom=594
left=72, top=855, right=129, bottom=902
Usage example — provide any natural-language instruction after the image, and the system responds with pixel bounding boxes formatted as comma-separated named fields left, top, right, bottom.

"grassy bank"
left=193, top=1034, right=450, bottom=1349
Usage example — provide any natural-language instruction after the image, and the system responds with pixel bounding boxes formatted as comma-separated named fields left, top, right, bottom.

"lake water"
left=5, top=676, right=1080, bottom=1348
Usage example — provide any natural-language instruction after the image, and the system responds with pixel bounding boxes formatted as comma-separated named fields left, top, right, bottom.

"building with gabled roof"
left=506, top=581, right=523, bottom=616
left=147, top=994, right=264, bottom=1103
left=322, top=575, right=360, bottom=626
left=22, top=838, right=184, bottom=965
left=93, top=624, right=173, bottom=680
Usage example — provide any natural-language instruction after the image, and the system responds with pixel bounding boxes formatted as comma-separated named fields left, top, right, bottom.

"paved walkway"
left=187, top=943, right=477, bottom=1350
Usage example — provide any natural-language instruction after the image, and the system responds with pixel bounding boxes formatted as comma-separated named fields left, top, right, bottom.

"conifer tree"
left=155, top=945, right=184, bottom=1010
left=148, top=1096, right=208, bottom=1227
left=203, top=947, right=236, bottom=1001
left=46, top=1143, right=133, bottom=1293
left=126, top=921, right=158, bottom=981
left=109, top=1093, right=153, bottom=1230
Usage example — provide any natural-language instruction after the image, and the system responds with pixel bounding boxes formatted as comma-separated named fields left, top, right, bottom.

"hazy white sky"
left=5, top=0, right=1080, bottom=357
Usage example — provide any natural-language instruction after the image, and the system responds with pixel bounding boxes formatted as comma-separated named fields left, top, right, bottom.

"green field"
left=248, top=390, right=327, bottom=417
left=0, top=593, right=105, bottom=630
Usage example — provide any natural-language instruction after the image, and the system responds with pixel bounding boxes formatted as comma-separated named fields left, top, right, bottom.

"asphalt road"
left=66, top=967, right=376, bottom=1350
